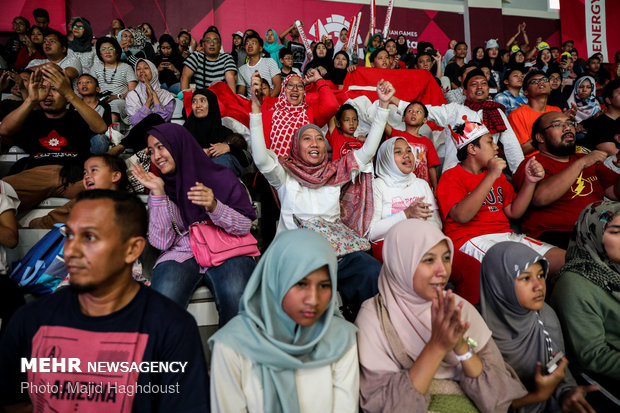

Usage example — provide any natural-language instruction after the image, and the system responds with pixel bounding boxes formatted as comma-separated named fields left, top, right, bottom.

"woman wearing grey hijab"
left=480, top=242, right=596, bottom=413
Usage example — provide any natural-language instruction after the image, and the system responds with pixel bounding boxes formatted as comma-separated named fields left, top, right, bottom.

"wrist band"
left=455, top=337, right=478, bottom=362
left=455, top=349, right=474, bottom=361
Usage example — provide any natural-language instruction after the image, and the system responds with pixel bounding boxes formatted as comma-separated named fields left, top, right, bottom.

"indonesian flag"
left=342, top=67, right=447, bottom=106
left=207, top=68, right=448, bottom=139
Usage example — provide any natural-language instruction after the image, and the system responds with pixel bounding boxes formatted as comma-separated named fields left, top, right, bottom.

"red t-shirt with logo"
left=512, top=153, right=607, bottom=237
left=326, top=128, right=364, bottom=161
left=437, top=165, right=516, bottom=250
left=391, top=129, right=440, bottom=186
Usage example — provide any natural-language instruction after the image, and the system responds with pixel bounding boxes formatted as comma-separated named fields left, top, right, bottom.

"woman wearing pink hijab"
left=355, top=220, right=526, bottom=413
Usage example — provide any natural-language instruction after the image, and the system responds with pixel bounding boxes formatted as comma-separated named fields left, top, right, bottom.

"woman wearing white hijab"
left=368, top=137, right=441, bottom=244
left=125, top=58, right=176, bottom=127
left=356, top=220, right=526, bottom=413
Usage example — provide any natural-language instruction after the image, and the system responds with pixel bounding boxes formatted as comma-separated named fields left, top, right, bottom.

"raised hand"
left=130, top=163, right=165, bottom=195
left=250, top=71, right=263, bottom=112
left=524, top=156, right=545, bottom=183
left=377, top=79, right=395, bottom=108
left=41, top=63, right=72, bottom=97
left=187, top=182, right=217, bottom=212
left=304, top=68, right=322, bottom=84
left=27, top=69, right=50, bottom=105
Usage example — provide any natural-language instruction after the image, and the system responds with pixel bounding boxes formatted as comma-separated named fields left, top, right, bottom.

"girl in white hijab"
left=125, top=58, right=176, bottom=127
left=356, top=220, right=526, bottom=413
left=368, top=137, right=441, bottom=261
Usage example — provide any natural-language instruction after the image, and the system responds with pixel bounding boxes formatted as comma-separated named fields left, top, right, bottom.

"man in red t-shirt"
left=513, top=111, right=619, bottom=249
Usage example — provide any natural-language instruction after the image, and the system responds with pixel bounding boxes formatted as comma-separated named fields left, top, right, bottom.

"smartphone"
left=545, top=351, right=564, bottom=375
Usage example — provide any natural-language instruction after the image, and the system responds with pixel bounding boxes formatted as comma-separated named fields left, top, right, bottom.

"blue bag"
left=9, top=225, right=67, bottom=295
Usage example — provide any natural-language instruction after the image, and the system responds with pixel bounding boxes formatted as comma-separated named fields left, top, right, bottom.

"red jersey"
left=513, top=153, right=606, bottom=237
left=437, top=165, right=516, bottom=249
left=327, top=128, right=364, bottom=161
left=391, top=129, right=440, bottom=185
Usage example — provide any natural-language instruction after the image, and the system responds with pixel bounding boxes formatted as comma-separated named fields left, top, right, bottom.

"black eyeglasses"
left=528, top=77, right=549, bottom=86
left=542, top=120, right=575, bottom=131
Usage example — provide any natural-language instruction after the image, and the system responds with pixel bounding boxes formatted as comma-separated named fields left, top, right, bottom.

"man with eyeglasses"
left=493, top=68, right=527, bottom=116
left=508, top=70, right=566, bottom=156
left=512, top=111, right=618, bottom=249
left=181, top=26, right=237, bottom=93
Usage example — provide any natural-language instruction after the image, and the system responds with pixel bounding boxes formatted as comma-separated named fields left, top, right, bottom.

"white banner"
left=585, top=0, right=608, bottom=59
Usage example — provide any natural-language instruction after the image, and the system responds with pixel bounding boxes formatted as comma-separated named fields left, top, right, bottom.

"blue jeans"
left=90, top=134, right=110, bottom=154
left=161, top=82, right=181, bottom=95
left=337, top=251, right=381, bottom=321
left=212, top=153, right=243, bottom=177
left=151, top=256, right=256, bottom=326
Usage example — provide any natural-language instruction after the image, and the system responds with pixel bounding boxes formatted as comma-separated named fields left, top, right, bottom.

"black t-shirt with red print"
left=17, top=109, right=94, bottom=169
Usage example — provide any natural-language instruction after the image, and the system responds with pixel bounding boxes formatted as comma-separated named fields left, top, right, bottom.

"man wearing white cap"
left=435, top=116, right=565, bottom=273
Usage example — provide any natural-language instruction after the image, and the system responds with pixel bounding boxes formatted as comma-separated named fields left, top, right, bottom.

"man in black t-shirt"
left=0, top=190, right=210, bottom=413
left=0, top=63, right=106, bottom=209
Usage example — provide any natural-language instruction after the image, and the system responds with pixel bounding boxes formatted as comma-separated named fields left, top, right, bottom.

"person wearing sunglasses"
left=512, top=111, right=619, bottom=249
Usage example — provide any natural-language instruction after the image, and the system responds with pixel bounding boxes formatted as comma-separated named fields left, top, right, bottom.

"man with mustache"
left=0, top=190, right=210, bottom=412
left=512, top=111, right=619, bottom=249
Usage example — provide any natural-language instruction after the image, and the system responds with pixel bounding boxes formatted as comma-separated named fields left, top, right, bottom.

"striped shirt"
left=237, top=57, right=280, bottom=97
left=183, top=52, right=237, bottom=88
left=148, top=194, right=252, bottom=271
left=91, top=60, right=137, bottom=94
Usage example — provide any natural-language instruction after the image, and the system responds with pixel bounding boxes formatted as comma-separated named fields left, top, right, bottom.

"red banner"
left=560, top=0, right=620, bottom=63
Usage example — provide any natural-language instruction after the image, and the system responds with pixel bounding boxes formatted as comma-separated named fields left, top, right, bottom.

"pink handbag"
left=189, top=221, right=260, bottom=267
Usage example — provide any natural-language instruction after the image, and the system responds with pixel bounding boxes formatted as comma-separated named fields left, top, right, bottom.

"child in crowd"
left=28, top=154, right=128, bottom=229
left=480, top=242, right=596, bottom=413
left=385, top=101, right=440, bottom=190
left=278, top=47, right=302, bottom=81
left=78, top=73, right=112, bottom=125
left=436, top=117, right=565, bottom=302
left=368, top=137, right=440, bottom=262
left=77, top=73, right=114, bottom=154
left=327, top=104, right=365, bottom=161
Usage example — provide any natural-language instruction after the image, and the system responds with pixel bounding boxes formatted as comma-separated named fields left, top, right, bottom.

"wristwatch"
left=455, top=337, right=478, bottom=361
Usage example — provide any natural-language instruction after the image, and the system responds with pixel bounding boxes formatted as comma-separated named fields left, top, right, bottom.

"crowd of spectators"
left=0, top=8, right=619, bottom=412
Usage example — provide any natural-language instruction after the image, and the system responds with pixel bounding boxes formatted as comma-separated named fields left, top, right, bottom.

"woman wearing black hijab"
left=184, top=89, right=250, bottom=176
left=304, top=42, right=333, bottom=76
left=324, top=50, right=349, bottom=88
